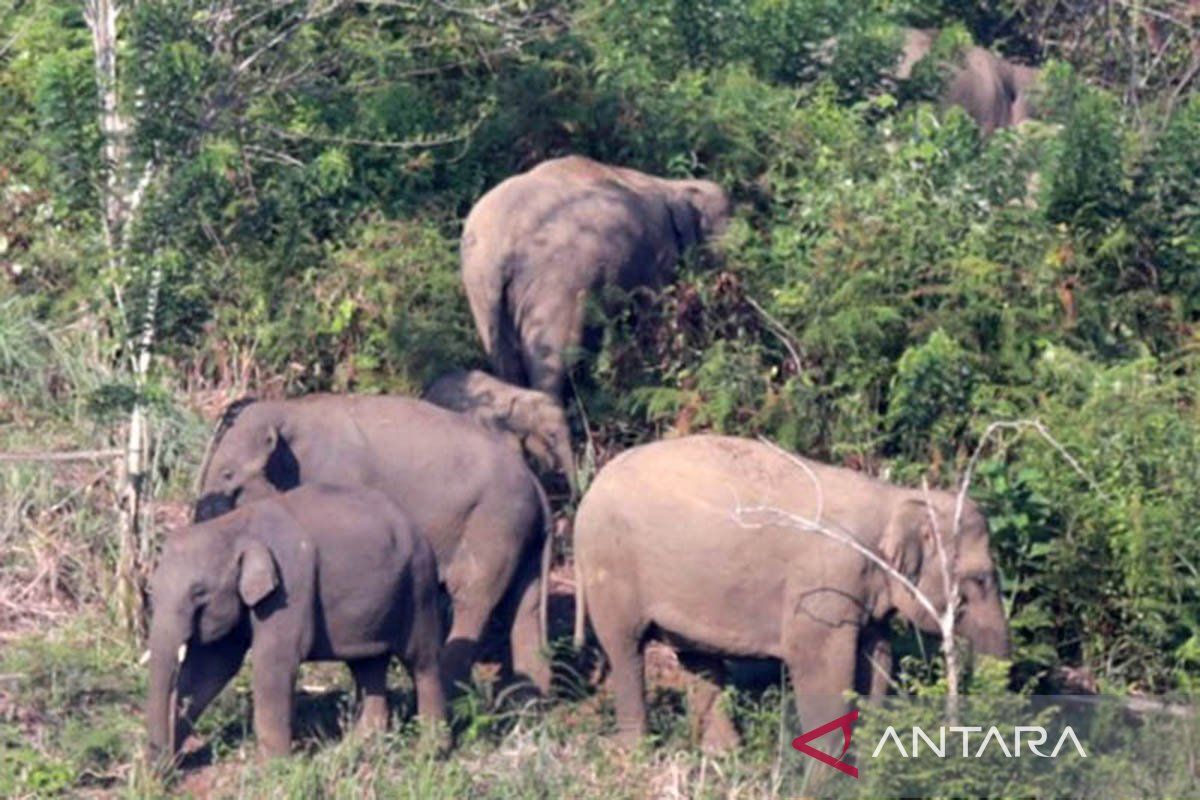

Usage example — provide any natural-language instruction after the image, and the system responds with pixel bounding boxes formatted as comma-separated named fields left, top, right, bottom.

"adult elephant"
left=896, top=28, right=1040, bottom=135
left=572, top=435, right=1008, bottom=753
left=461, top=155, right=731, bottom=398
left=193, top=394, right=553, bottom=695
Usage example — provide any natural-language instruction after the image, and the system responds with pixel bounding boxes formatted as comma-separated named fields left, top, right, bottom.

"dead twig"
left=0, top=449, right=123, bottom=463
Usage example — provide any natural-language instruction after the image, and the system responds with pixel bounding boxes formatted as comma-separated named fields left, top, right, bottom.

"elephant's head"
left=145, top=516, right=277, bottom=762
left=664, top=179, right=731, bottom=251
left=194, top=399, right=299, bottom=522
left=892, top=27, right=937, bottom=81
left=507, top=391, right=577, bottom=497
left=879, top=492, right=1009, bottom=659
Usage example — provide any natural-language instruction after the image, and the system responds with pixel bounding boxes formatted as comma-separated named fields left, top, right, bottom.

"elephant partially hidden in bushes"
left=573, top=435, right=1009, bottom=753
left=461, top=155, right=732, bottom=398
left=193, top=394, right=553, bottom=695
left=422, top=369, right=576, bottom=496
left=147, top=485, right=445, bottom=762
left=896, top=28, right=1041, bottom=135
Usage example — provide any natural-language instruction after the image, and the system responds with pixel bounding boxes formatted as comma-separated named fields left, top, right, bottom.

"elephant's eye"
left=220, top=469, right=235, bottom=483
left=964, top=573, right=992, bottom=591
left=189, top=584, right=208, bottom=602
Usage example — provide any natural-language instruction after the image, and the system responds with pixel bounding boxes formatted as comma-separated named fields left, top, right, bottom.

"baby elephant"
left=145, top=484, right=445, bottom=763
left=423, top=369, right=576, bottom=495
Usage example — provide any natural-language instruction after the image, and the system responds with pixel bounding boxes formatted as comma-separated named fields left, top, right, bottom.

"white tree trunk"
left=85, top=0, right=156, bottom=639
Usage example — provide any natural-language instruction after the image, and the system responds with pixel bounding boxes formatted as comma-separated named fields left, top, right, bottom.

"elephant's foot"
left=614, top=726, right=644, bottom=750
left=353, top=702, right=389, bottom=737
left=416, top=718, right=453, bottom=758
left=698, top=711, right=741, bottom=754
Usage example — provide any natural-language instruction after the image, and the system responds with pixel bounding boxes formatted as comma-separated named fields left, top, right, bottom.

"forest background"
left=1, top=0, right=1199, bottom=796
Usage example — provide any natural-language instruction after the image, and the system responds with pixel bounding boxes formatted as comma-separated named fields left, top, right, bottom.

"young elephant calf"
left=422, top=369, right=576, bottom=495
left=145, top=485, right=445, bottom=762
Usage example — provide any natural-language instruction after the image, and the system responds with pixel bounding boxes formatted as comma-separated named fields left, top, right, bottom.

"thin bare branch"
left=261, top=115, right=484, bottom=150
left=745, top=295, right=805, bottom=375
left=754, top=436, right=825, bottom=525
left=733, top=502, right=943, bottom=626
left=0, top=449, right=123, bottom=463
left=953, top=418, right=1101, bottom=544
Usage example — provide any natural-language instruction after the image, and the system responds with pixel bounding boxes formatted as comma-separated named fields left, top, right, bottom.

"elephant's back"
left=580, top=435, right=890, bottom=537
left=279, top=484, right=415, bottom=558
left=287, top=394, right=538, bottom=548
left=463, top=159, right=670, bottom=285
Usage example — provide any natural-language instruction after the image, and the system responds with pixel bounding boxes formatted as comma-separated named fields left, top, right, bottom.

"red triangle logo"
left=791, top=708, right=859, bottom=778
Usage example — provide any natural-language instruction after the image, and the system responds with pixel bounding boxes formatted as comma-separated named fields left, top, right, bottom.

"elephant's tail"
left=572, top=541, right=586, bottom=651
left=532, top=476, right=554, bottom=653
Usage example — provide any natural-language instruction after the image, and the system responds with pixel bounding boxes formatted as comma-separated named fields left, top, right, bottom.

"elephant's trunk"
left=962, top=595, right=1011, bottom=660
left=970, top=623, right=1011, bottom=660
left=146, top=622, right=188, bottom=764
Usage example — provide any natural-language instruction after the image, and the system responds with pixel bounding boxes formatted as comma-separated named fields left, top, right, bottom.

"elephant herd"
left=146, top=36, right=1031, bottom=764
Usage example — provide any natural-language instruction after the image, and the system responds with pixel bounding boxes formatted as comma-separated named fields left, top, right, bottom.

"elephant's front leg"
left=783, top=623, right=858, bottom=765
left=176, top=637, right=249, bottom=750
left=856, top=619, right=894, bottom=699
left=250, top=647, right=298, bottom=758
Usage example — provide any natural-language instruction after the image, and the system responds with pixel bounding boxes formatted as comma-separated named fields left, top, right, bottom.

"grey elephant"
left=146, top=485, right=445, bottom=762
left=895, top=28, right=1040, bottom=135
left=193, top=394, right=553, bottom=696
left=573, top=435, right=1008, bottom=753
left=461, top=155, right=732, bottom=398
left=422, top=369, right=576, bottom=496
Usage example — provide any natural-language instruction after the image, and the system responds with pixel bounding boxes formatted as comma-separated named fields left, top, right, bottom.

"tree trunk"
left=85, top=0, right=156, bottom=640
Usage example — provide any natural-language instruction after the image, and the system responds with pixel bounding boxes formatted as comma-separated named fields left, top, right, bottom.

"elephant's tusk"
left=139, top=649, right=151, bottom=666
left=177, top=644, right=188, bottom=664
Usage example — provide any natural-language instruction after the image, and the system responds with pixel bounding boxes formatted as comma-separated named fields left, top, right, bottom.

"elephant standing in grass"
left=461, top=155, right=732, bottom=398
left=896, top=28, right=1041, bottom=135
left=422, top=369, right=576, bottom=497
left=193, top=394, right=553, bottom=696
left=146, top=485, right=445, bottom=762
left=573, top=435, right=1009, bottom=754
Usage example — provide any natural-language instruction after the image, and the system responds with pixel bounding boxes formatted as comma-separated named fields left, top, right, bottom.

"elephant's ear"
left=881, top=499, right=929, bottom=582
left=238, top=540, right=279, bottom=607
left=666, top=193, right=701, bottom=252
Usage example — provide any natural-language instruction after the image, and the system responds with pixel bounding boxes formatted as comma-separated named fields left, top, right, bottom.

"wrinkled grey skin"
left=573, top=435, right=1008, bottom=755
left=896, top=28, right=1040, bottom=135
left=146, top=485, right=445, bottom=763
left=193, top=394, right=553, bottom=697
left=462, top=155, right=732, bottom=398
left=422, top=370, right=577, bottom=497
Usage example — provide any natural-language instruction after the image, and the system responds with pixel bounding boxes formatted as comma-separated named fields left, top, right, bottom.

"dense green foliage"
left=1, top=0, right=1198, bottom=793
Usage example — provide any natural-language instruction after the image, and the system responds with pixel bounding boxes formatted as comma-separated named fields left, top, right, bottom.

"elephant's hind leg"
left=518, top=287, right=584, bottom=398
left=678, top=652, right=740, bottom=753
left=440, top=520, right=522, bottom=697
left=348, top=656, right=391, bottom=735
left=584, top=571, right=647, bottom=744
left=508, top=547, right=552, bottom=695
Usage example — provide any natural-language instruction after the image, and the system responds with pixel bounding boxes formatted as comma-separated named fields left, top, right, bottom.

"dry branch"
left=0, top=449, right=123, bottom=463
